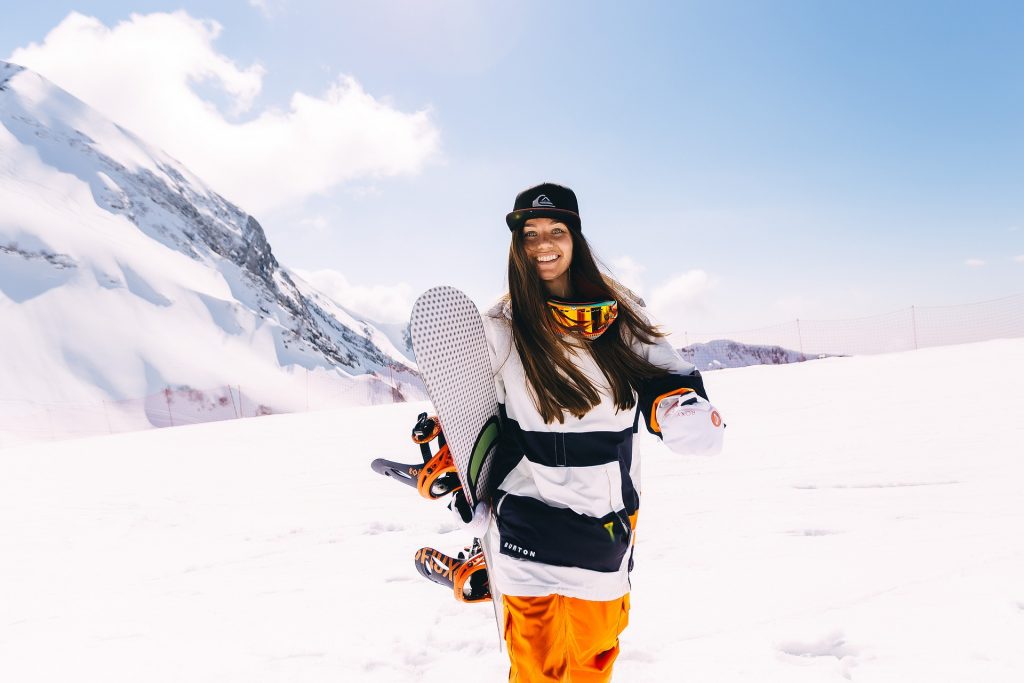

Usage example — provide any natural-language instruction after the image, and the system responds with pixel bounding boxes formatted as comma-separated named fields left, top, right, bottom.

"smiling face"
left=522, top=217, right=574, bottom=298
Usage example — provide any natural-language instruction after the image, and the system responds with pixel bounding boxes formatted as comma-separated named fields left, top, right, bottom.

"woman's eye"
left=525, top=232, right=537, bottom=239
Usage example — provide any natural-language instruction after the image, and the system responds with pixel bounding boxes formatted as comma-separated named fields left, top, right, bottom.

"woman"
left=477, top=182, right=725, bottom=681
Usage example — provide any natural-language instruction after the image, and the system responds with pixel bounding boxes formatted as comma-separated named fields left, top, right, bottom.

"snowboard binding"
left=414, top=539, right=491, bottom=603
left=370, top=412, right=491, bottom=604
left=370, top=412, right=463, bottom=500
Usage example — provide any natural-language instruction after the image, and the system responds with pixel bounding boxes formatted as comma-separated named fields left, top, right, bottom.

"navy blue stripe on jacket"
left=502, top=412, right=634, bottom=468
left=498, top=407, right=639, bottom=516
left=494, top=491, right=632, bottom=573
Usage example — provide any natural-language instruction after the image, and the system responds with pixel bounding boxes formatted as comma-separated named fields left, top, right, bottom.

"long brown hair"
left=506, top=226, right=669, bottom=424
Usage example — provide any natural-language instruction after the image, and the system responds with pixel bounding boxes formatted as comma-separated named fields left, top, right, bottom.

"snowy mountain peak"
left=0, top=61, right=421, bottom=436
left=0, top=60, right=24, bottom=87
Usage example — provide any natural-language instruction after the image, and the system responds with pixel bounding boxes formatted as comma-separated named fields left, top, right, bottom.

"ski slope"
left=1, top=339, right=1022, bottom=682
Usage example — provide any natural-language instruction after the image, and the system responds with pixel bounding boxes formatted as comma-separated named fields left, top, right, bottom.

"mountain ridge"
left=0, top=60, right=422, bottom=431
left=678, top=339, right=836, bottom=371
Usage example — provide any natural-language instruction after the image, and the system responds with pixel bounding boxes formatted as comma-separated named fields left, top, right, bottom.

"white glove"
left=656, top=391, right=725, bottom=456
left=465, top=501, right=491, bottom=537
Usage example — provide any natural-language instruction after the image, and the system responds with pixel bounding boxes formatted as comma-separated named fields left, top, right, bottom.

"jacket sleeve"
left=637, top=335, right=725, bottom=456
left=480, top=310, right=508, bottom=403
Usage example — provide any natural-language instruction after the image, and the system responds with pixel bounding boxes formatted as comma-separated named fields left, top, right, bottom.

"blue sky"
left=3, top=1, right=1022, bottom=334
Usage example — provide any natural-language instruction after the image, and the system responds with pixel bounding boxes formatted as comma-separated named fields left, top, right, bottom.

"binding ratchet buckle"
left=411, top=412, right=462, bottom=500
left=452, top=550, right=490, bottom=603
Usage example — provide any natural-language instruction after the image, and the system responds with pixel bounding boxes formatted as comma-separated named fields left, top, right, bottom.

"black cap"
left=505, top=182, right=581, bottom=232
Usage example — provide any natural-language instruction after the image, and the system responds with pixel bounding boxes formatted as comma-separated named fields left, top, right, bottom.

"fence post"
left=164, top=389, right=174, bottom=427
left=228, top=385, right=239, bottom=419
left=911, top=305, right=919, bottom=350
left=796, top=319, right=804, bottom=355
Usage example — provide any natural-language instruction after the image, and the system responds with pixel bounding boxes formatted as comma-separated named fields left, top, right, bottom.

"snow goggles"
left=545, top=297, right=619, bottom=340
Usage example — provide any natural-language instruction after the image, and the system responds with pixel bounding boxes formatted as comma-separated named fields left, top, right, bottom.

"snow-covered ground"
left=1, top=338, right=1022, bottom=682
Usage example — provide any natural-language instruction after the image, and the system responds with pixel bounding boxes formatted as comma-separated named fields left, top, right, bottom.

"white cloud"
left=298, top=268, right=414, bottom=324
left=645, top=270, right=716, bottom=335
left=772, top=294, right=820, bottom=319
left=296, top=215, right=329, bottom=233
left=608, top=255, right=646, bottom=295
left=343, top=184, right=383, bottom=199
left=9, top=11, right=439, bottom=215
left=649, top=270, right=713, bottom=311
left=965, top=259, right=986, bottom=267
left=248, top=0, right=284, bottom=19
left=1014, top=255, right=1024, bottom=263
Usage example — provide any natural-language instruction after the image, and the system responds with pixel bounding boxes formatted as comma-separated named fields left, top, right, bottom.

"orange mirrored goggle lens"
left=546, top=298, right=619, bottom=339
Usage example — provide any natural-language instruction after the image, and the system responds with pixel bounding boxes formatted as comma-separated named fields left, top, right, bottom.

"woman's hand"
left=448, top=490, right=492, bottom=536
left=655, top=391, right=725, bottom=456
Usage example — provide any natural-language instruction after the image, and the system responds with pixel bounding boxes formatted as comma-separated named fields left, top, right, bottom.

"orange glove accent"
left=648, top=387, right=695, bottom=434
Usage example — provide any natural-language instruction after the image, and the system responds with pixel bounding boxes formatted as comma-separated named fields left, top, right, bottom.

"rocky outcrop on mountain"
left=679, top=339, right=838, bottom=371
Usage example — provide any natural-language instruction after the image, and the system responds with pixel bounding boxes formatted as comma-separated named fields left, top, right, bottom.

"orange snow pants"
left=503, top=593, right=630, bottom=682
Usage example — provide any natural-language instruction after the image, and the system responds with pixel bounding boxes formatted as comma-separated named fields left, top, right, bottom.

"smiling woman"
left=473, top=182, right=727, bottom=681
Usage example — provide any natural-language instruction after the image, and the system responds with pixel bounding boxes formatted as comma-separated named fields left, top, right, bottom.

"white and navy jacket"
left=480, top=298, right=725, bottom=601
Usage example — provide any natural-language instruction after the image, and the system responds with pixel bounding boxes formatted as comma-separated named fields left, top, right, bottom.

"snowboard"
left=409, top=285, right=504, bottom=646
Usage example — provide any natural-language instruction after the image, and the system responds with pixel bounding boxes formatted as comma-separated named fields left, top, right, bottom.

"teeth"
left=537, top=254, right=558, bottom=262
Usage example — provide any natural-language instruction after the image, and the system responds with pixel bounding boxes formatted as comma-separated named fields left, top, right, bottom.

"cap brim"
left=506, top=208, right=581, bottom=232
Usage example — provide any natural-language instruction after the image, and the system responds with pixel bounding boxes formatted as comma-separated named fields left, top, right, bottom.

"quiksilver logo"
left=532, top=194, right=555, bottom=208
left=503, top=541, right=537, bottom=558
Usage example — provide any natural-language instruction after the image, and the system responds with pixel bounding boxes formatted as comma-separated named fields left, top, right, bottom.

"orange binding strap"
left=452, top=552, right=490, bottom=603
left=416, top=443, right=459, bottom=500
